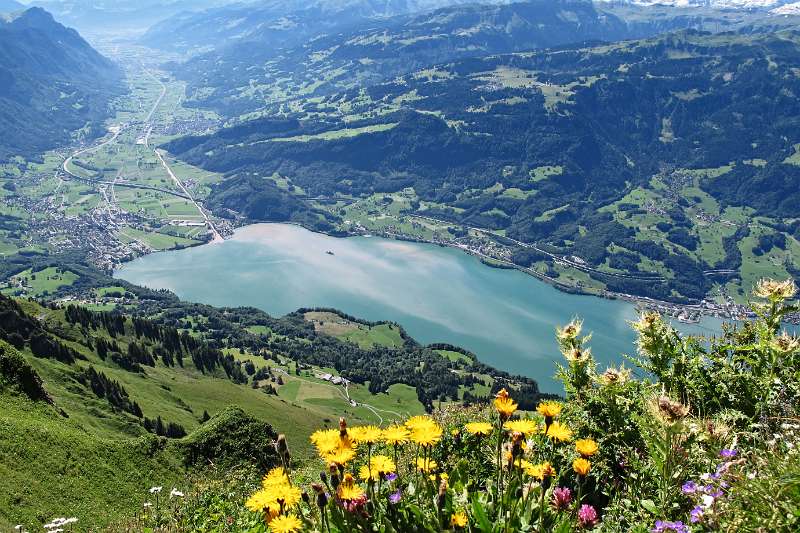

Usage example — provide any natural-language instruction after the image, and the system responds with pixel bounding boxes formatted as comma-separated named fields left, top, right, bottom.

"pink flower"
left=578, top=504, right=598, bottom=529
left=341, top=494, right=368, bottom=514
left=552, top=487, right=572, bottom=510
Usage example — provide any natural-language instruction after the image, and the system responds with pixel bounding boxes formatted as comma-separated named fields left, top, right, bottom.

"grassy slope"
left=0, top=389, right=186, bottom=530
left=0, top=299, right=339, bottom=529
left=0, top=297, right=495, bottom=527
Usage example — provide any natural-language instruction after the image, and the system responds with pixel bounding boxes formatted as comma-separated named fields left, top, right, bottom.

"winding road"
left=61, top=66, right=223, bottom=242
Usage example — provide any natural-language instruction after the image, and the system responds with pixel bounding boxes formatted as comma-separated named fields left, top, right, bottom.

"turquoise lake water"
left=115, top=223, right=727, bottom=392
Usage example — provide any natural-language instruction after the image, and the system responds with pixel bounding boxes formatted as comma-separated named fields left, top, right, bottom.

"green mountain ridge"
left=162, top=0, right=759, bottom=118
left=0, top=7, right=123, bottom=161
left=139, top=0, right=514, bottom=54
left=163, top=28, right=800, bottom=303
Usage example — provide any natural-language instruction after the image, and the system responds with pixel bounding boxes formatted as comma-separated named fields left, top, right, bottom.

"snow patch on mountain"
left=771, top=1, right=800, bottom=14
left=595, top=0, right=789, bottom=9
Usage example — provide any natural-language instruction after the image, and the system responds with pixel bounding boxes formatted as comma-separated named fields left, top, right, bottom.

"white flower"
left=747, top=471, right=756, bottom=479
left=702, top=494, right=715, bottom=508
left=63, top=519, right=77, bottom=525
left=149, top=486, right=163, bottom=494
left=700, top=473, right=711, bottom=481
left=44, top=518, right=69, bottom=529
left=169, top=488, right=184, bottom=498
left=13, top=526, right=23, bottom=532
left=143, top=502, right=153, bottom=508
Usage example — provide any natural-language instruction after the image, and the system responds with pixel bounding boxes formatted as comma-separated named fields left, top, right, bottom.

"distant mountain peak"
left=594, top=0, right=794, bottom=9
left=10, top=6, right=55, bottom=23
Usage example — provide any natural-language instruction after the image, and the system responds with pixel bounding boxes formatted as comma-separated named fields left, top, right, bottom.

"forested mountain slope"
left=139, top=0, right=513, bottom=53
left=0, top=8, right=122, bottom=160
left=159, top=0, right=762, bottom=118
left=164, top=29, right=800, bottom=302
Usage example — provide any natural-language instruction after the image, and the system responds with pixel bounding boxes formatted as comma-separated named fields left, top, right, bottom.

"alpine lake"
left=116, top=223, right=729, bottom=393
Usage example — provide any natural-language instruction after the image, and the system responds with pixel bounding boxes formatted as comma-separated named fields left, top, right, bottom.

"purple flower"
left=690, top=506, right=704, bottom=524
left=651, top=520, right=689, bottom=533
left=552, top=487, right=572, bottom=510
left=681, top=481, right=697, bottom=494
left=720, top=449, right=737, bottom=459
left=389, top=490, right=402, bottom=504
left=384, top=472, right=398, bottom=482
left=577, top=504, right=598, bottom=529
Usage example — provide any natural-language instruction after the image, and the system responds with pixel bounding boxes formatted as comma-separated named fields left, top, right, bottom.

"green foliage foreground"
left=119, top=279, right=800, bottom=532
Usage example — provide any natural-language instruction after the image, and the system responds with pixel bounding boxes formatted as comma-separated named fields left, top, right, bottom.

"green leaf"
left=471, top=493, right=493, bottom=532
left=641, top=499, right=658, bottom=515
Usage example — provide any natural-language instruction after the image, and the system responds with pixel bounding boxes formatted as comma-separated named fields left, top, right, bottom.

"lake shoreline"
left=265, top=219, right=760, bottom=326
left=114, top=222, right=739, bottom=393
left=114, top=215, right=777, bottom=326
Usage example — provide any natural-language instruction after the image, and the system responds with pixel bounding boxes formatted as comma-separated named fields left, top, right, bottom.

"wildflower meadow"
left=125, top=279, right=800, bottom=531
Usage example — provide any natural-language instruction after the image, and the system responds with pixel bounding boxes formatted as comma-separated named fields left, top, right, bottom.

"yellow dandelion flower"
left=503, top=419, right=538, bottom=435
left=273, top=485, right=302, bottom=507
left=430, top=472, right=449, bottom=482
left=382, top=425, right=410, bottom=445
left=451, top=511, right=468, bottom=528
left=358, top=464, right=379, bottom=482
left=536, top=401, right=562, bottom=419
left=349, top=425, right=383, bottom=444
left=371, top=454, right=396, bottom=474
left=525, top=461, right=556, bottom=480
left=245, top=489, right=277, bottom=513
left=575, top=439, right=599, bottom=458
left=261, top=467, right=290, bottom=488
left=573, top=457, right=591, bottom=477
left=494, top=388, right=518, bottom=418
left=323, top=445, right=356, bottom=466
left=416, top=457, right=438, bottom=473
left=337, top=473, right=365, bottom=501
left=405, top=415, right=437, bottom=430
left=359, top=455, right=396, bottom=481
left=546, top=421, right=573, bottom=443
left=410, top=422, right=443, bottom=446
left=310, top=428, right=341, bottom=455
left=465, top=421, right=493, bottom=436
left=513, top=458, right=534, bottom=471
left=269, top=513, right=303, bottom=533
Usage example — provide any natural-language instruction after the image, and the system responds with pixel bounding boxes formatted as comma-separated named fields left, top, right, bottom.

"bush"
left=180, top=407, right=281, bottom=471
